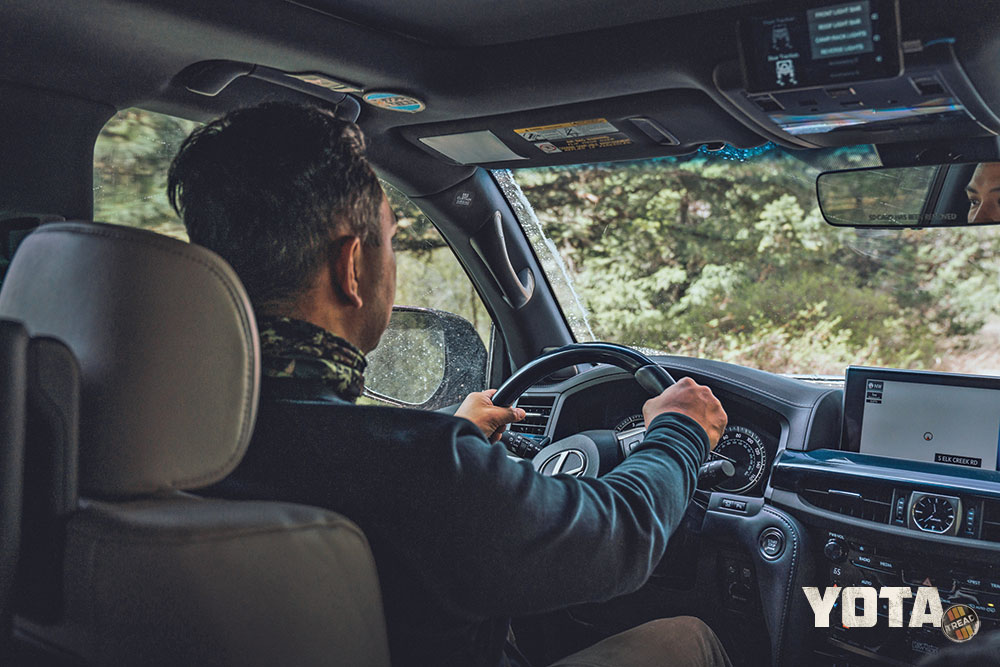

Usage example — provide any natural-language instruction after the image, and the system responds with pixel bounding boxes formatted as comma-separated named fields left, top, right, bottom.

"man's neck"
left=259, top=301, right=364, bottom=353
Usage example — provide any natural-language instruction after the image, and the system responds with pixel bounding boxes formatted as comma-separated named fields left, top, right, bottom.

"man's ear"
left=331, top=236, right=363, bottom=308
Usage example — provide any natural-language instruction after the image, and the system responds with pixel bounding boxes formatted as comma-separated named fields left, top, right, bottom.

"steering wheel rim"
left=493, top=343, right=675, bottom=477
left=492, top=342, right=675, bottom=408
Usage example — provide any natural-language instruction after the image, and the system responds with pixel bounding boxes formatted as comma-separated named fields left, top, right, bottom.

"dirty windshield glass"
left=501, top=146, right=1000, bottom=376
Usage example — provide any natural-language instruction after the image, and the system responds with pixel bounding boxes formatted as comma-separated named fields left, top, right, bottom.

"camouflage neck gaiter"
left=257, top=315, right=367, bottom=403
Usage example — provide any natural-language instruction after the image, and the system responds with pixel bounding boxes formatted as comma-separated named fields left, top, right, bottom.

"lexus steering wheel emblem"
left=539, top=449, right=588, bottom=477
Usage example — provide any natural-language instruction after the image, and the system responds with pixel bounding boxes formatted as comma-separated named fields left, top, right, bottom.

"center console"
left=819, top=528, right=999, bottom=662
left=770, top=366, right=1000, bottom=664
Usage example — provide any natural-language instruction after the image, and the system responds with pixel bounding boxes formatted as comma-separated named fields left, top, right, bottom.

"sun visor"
left=419, top=131, right=527, bottom=164
left=403, top=89, right=766, bottom=168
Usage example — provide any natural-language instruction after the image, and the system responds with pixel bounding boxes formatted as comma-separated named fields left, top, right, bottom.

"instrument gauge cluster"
left=710, top=425, right=768, bottom=494
left=613, top=415, right=774, bottom=495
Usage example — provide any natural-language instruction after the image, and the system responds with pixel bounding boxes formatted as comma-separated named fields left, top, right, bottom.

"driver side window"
left=93, top=108, right=493, bottom=409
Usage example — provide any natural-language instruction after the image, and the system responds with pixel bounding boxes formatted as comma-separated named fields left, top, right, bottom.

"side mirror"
left=364, top=306, right=487, bottom=410
left=816, top=161, right=1000, bottom=228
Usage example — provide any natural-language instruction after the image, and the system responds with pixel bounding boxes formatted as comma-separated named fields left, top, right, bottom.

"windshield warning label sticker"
left=514, top=119, right=631, bottom=154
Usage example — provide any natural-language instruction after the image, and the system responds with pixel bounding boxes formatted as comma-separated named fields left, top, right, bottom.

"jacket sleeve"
left=380, top=412, right=709, bottom=618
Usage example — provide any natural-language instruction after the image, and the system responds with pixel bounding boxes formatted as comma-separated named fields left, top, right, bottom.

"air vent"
left=981, top=498, right=1000, bottom=543
left=800, top=481, right=894, bottom=523
left=509, top=395, right=555, bottom=436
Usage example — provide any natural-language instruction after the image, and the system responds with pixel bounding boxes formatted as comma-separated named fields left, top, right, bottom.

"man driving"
left=169, top=102, right=731, bottom=667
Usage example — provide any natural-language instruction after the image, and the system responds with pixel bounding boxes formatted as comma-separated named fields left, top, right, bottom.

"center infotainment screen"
left=843, top=367, right=1000, bottom=471
left=739, top=0, right=901, bottom=93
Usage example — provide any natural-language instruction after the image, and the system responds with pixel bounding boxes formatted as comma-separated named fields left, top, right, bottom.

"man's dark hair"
left=168, top=102, right=383, bottom=310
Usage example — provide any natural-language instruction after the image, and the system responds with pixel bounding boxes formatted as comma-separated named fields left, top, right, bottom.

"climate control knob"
left=824, top=538, right=847, bottom=563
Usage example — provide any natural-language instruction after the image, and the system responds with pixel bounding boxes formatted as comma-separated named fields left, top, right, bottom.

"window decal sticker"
left=363, top=92, right=426, bottom=113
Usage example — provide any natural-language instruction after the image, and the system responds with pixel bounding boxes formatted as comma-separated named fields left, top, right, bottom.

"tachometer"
left=614, top=414, right=647, bottom=456
left=709, top=425, right=767, bottom=494
left=614, top=414, right=645, bottom=432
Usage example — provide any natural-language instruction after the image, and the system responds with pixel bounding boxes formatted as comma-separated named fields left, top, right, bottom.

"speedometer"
left=710, top=425, right=767, bottom=494
left=614, top=416, right=768, bottom=492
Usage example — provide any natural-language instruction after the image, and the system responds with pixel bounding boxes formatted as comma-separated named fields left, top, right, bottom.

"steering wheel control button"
left=720, top=497, right=748, bottom=512
left=824, top=537, right=848, bottom=563
left=759, top=528, right=785, bottom=560
left=501, top=432, right=548, bottom=459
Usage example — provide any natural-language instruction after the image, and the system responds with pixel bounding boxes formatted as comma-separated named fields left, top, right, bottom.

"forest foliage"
left=512, top=150, right=1000, bottom=374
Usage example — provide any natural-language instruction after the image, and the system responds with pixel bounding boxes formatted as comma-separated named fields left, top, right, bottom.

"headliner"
left=2, top=0, right=1000, bottom=195
left=287, top=0, right=771, bottom=46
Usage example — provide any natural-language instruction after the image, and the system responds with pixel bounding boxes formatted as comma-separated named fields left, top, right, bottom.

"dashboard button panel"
left=719, top=497, right=748, bottom=512
left=874, top=556, right=898, bottom=574
left=823, top=537, right=847, bottom=563
left=818, top=530, right=999, bottom=663
left=852, top=553, right=875, bottom=568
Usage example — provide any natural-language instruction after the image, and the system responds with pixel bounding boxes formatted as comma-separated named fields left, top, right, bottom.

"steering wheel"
left=491, top=343, right=676, bottom=477
left=492, top=343, right=735, bottom=484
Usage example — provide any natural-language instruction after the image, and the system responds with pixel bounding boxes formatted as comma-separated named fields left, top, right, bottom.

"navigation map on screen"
left=858, top=377, right=1000, bottom=470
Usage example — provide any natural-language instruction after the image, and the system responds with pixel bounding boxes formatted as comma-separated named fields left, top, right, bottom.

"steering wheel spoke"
left=492, top=343, right=674, bottom=477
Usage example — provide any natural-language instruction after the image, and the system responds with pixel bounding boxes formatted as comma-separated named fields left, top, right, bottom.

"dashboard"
left=541, top=375, right=783, bottom=497
left=509, top=356, right=1000, bottom=666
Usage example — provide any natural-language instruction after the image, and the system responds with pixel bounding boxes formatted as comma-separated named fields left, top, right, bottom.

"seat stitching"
left=760, top=506, right=798, bottom=666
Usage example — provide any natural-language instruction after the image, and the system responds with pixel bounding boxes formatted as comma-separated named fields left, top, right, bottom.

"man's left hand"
left=455, top=389, right=526, bottom=443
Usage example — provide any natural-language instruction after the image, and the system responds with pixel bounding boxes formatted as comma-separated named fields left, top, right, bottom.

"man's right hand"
left=642, top=377, right=727, bottom=448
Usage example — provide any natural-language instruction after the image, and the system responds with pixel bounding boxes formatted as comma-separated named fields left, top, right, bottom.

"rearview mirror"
left=364, top=305, right=487, bottom=410
left=817, top=162, right=1000, bottom=228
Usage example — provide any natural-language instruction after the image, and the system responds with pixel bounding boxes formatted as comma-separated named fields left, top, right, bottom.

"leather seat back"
left=0, top=222, right=391, bottom=666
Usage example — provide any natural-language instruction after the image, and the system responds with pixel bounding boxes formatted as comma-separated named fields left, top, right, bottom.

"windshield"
left=501, top=146, right=1000, bottom=377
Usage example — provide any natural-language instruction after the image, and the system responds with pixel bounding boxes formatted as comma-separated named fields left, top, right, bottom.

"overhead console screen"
left=843, top=366, right=1000, bottom=471
left=739, top=0, right=901, bottom=93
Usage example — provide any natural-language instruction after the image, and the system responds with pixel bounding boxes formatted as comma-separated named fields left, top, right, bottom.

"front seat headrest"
left=0, top=213, right=64, bottom=284
left=0, top=221, right=259, bottom=498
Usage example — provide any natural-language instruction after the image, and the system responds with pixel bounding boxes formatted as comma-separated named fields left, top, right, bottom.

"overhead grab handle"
left=470, top=211, right=534, bottom=310
left=178, top=60, right=362, bottom=122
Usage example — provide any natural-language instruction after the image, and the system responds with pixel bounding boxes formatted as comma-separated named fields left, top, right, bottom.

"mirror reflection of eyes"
left=817, top=161, right=1000, bottom=228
